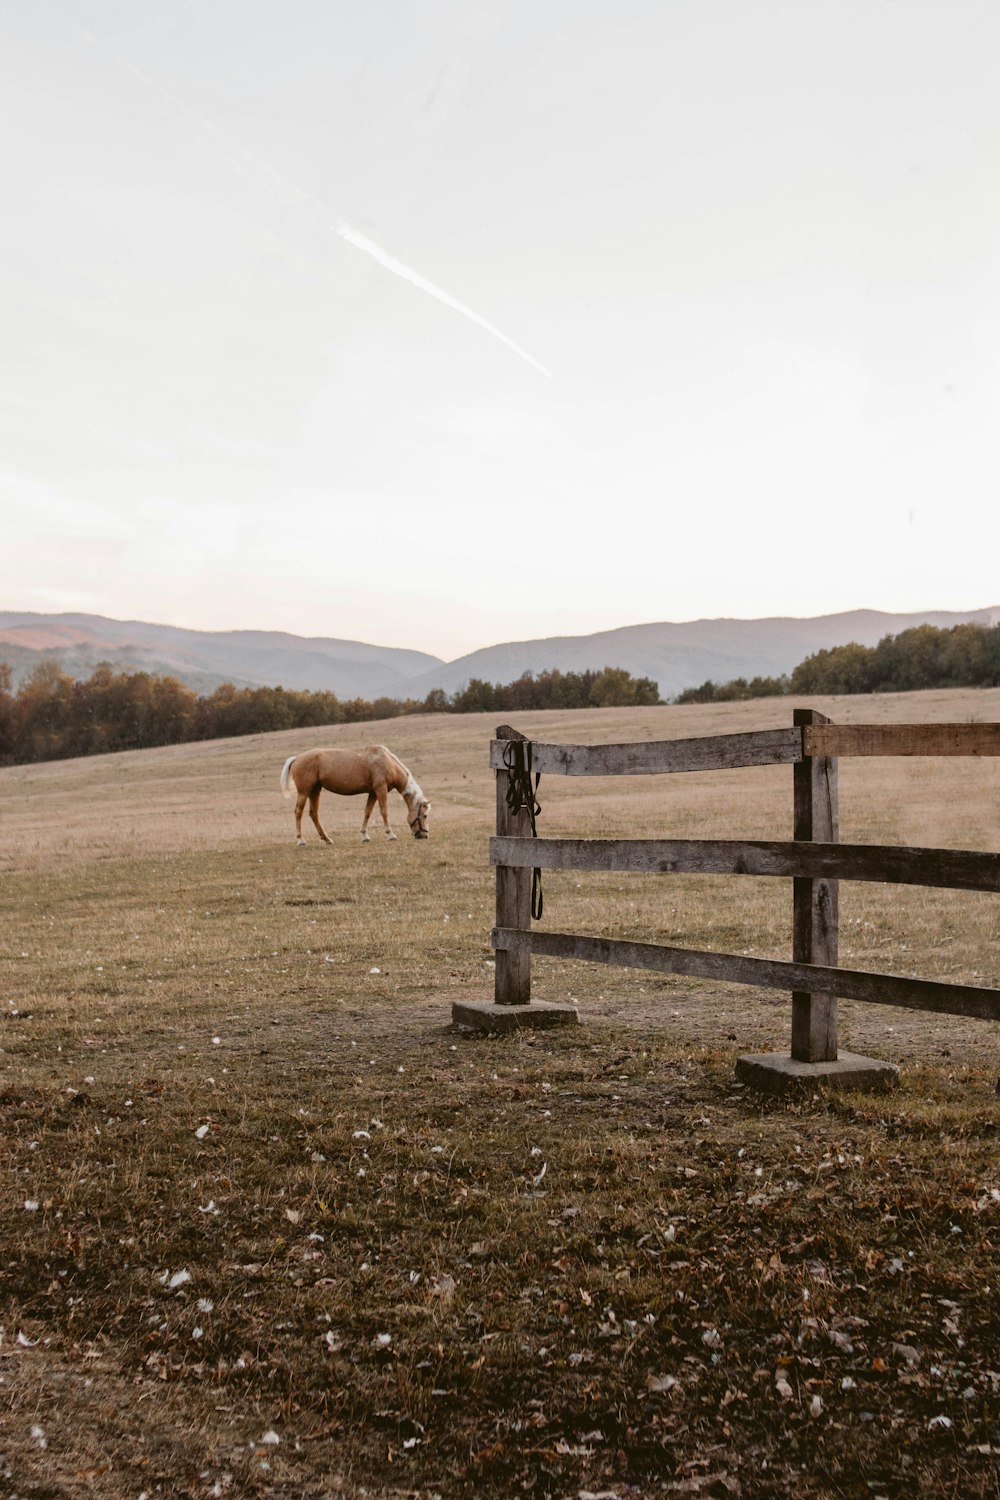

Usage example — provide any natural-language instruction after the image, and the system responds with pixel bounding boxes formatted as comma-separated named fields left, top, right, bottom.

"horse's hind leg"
left=309, top=789, right=332, bottom=844
left=294, top=793, right=309, bottom=845
left=361, top=793, right=377, bottom=842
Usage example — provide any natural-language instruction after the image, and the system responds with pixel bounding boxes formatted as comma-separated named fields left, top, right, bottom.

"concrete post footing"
left=452, top=1001, right=580, bottom=1033
left=736, top=1050, right=899, bottom=1095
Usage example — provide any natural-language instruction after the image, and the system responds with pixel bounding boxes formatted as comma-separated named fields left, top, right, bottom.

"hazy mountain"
left=402, top=607, right=1000, bottom=701
left=0, top=613, right=442, bottom=698
left=3, top=607, right=999, bottom=702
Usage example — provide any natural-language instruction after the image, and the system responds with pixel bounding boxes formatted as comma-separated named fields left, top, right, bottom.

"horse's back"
left=293, top=746, right=399, bottom=795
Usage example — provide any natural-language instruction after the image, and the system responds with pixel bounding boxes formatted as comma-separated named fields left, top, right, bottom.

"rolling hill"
left=2, top=606, right=999, bottom=702
left=0, top=613, right=442, bottom=698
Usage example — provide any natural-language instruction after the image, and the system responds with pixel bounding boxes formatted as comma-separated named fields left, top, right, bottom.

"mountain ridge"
left=3, top=606, right=999, bottom=701
left=0, top=612, right=442, bottom=698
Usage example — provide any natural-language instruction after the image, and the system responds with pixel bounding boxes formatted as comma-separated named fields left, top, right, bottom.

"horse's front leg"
left=361, top=793, right=377, bottom=841
left=377, top=785, right=396, bottom=839
left=309, top=789, right=333, bottom=844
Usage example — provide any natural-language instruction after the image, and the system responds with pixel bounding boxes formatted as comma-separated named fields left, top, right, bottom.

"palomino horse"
left=280, top=746, right=431, bottom=846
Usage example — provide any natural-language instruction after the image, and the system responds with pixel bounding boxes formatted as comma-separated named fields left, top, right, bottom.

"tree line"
left=6, top=621, right=996, bottom=765
left=675, top=621, right=1000, bottom=703
left=0, top=660, right=661, bottom=766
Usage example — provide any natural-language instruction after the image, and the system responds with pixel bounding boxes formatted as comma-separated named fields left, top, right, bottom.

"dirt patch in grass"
left=3, top=1009, right=1000, bottom=1500
left=2, top=695, right=1000, bottom=1497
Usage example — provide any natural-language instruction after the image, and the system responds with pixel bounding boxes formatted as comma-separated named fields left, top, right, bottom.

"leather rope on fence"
left=502, top=738, right=544, bottom=921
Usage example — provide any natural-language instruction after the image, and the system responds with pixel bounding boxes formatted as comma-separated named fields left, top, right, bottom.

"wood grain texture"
left=804, top=723, right=1000, bottom=758
left=488, top=728, right=802, bottom=777
left=489, top=836, right=1000, bottom=891
left=491, top=927, right=1000, bottom=1022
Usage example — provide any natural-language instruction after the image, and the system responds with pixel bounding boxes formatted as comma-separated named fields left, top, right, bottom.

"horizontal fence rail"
left=490, top=836, right=1000, bottom=892
left=489, top=723, right=1000, bottom=778
left=489, top=728, right=802, bottom=777
left=492, top=927, right=1000, bottom=1023
left=803, top=723, right=1000, bottom=759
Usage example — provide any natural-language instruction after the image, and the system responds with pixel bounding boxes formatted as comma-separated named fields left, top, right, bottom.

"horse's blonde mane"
left=402, top=772, right=425, bottom=805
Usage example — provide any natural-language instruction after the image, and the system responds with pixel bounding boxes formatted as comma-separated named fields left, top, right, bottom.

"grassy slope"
left=1, top=694, right=999, bottom=1498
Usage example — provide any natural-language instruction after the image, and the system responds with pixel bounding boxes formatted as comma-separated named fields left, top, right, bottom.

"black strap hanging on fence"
left=502, top=738, right=544, bottom=921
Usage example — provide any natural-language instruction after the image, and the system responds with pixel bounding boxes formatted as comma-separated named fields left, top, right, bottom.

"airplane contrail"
left=335, top=222, right=551, bottom=377
left=67, top=18, right=552, bottom=378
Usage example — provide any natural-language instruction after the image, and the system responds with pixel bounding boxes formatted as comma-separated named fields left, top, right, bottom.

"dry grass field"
left=2, top=692, right=1000, bottom=1499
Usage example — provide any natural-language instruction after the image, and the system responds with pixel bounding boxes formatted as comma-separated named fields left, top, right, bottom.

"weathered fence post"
left=451, top=725, right=578, bottom=1032
left=737, top=707, right=895, bottom=1092
left=494, top=723, right=533, bottom=1007
left=791, top=708, right=839, bottom=1061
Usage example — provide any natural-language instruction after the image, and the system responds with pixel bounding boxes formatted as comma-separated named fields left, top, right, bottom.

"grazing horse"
left=280, top=746, right=431, bottom=846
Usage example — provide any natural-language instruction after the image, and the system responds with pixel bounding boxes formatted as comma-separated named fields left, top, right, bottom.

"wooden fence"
left=489, top=712, right=1000, bottom=1064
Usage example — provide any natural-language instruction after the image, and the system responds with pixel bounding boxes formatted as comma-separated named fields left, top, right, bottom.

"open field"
left=2, top=692, right=1000, bottom=1499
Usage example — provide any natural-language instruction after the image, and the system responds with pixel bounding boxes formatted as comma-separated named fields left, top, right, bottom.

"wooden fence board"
left=492, top=927, right=1000, bottom=1021
left=489, top=728, right=802, bottom=777
left=804, top=723, right=1000, bottom=759
left=490, top=836, right=1000, bottom=892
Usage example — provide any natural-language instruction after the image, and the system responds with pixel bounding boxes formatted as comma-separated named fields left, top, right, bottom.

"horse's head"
left=401, top=774, right=431, bottom=839
left=408, top=797, right=431, bottom=839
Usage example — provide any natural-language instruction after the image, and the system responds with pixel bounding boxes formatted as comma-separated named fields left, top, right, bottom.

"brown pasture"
left=2, top=692, right=1000, bottom=1498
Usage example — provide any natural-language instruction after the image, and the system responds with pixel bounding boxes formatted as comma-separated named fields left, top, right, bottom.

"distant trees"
left=675, top=674, right=789, bottom=705
left=789, top=642, right=876, bottom=696
left=0, top=660, right=663, bottom=766
left=676, top=621, right=1000, bottom=704
left=2, top=661, right=199, bottom=762
left=13, top=660, right=78, bottom=762
left=6, top=622, right=1000, bottom=766
left=0, top=663, right=17, bottom=765
left=789, top=623, right=1000, bottom=696
left=450, top=667, right=660, bottom=714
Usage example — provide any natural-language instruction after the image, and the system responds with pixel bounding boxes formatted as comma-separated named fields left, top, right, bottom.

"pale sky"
left=2, top=0, right=999, bottom=660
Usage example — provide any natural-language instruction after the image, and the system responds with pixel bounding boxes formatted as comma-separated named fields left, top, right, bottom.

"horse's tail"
left=280, top=755, right=297, bottom=798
